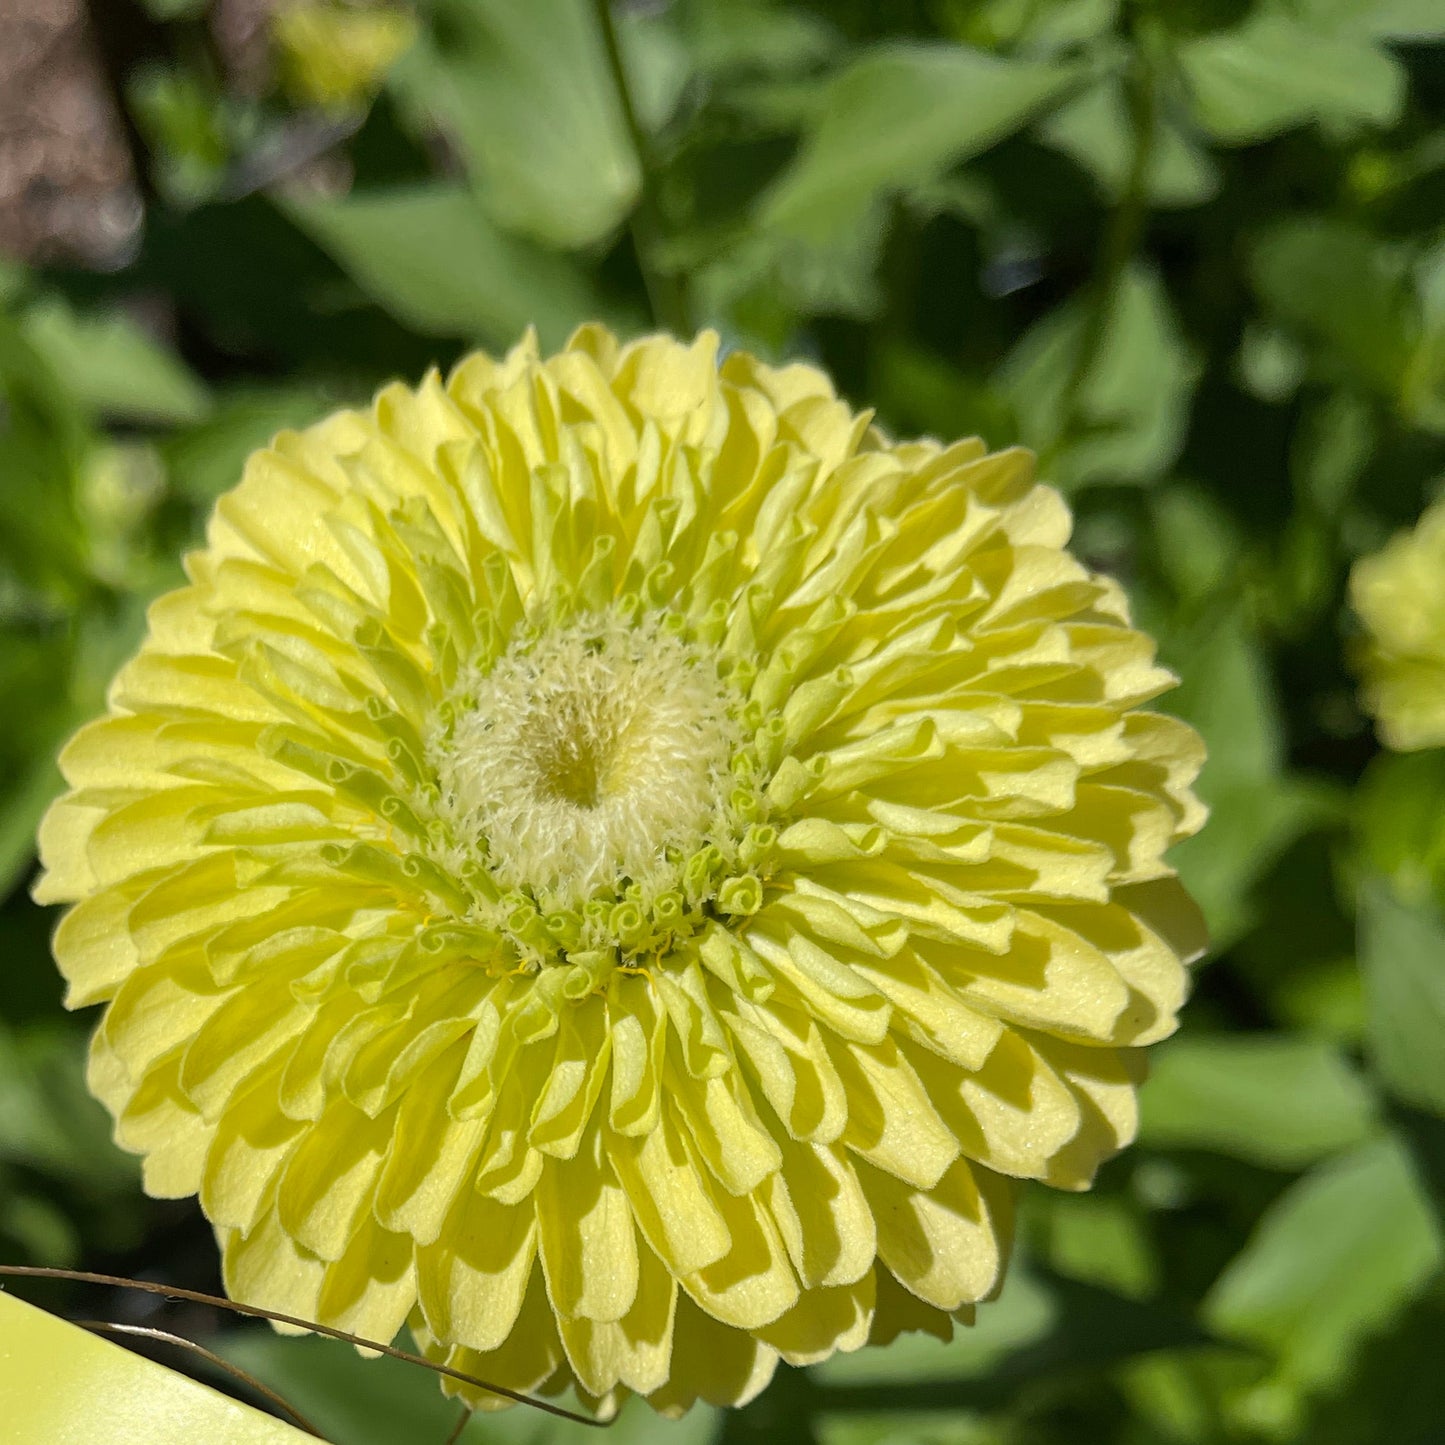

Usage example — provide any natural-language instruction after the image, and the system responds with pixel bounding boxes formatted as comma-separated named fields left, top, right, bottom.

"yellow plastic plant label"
left=0, top=1290, right=315, bottom=1444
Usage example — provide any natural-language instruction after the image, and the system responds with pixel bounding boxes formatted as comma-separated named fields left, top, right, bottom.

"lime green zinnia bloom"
left=1352, top=495, right=1445, bottom=752
left=36, top=328, right=1207, bottom=1417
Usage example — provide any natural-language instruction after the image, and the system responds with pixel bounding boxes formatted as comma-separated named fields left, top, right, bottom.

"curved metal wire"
left=0, top=1265, right=606, bottom=1429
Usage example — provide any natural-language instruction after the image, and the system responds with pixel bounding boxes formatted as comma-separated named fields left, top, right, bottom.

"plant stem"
left=1048, top=45, right=1158, bottom=465
left=591, top=0, right=692, bottom=336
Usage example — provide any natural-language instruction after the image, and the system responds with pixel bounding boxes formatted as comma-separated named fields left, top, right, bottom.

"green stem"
left=1047, top=47, right=1158, bottom=466
left=591, top=0, right=692, bottom=336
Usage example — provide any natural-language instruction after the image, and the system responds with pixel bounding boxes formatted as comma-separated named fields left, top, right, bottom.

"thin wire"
left=73, top=1320, right=327, bottom=1440
left=0, top=1266, right=607, bottom=1428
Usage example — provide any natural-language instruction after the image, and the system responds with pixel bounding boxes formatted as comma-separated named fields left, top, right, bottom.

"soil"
left=0, top=0, right=138, bottom=266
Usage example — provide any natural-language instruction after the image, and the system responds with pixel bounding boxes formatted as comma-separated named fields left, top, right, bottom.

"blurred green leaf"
left=222, top=1329, right=719, bottom=1445
left=0, top=258, right=28, bottom=305
left=1176, top=13, right=1405, bottom=145
left=1152, top=485, right=1240, bottom=604
left=678, top=0, right=838, bottom=76
left=999, top=264, right=1199, bottom=490
left=1405, top=238, right=1445, bottom=434
left=813, top=1269, right=1055, bottom=1389
left=0, top=753, right=62, bottom=905
left=872, top=341, right=1017, bottom=451
left=1040, top=1194, right=1158, bottom=1300
left=1170, top=778, right=1337, bottom=950
left=1038, top=77, right=1218, bottom=208
left=759, top=43, right=1081, bottom=239
left=0, top=1179, right=79, bottom=1266
left=0, top=317, right=91, bottom=599
left=0, top=1022, right=137, bottom=1190
left=162, top=387, right=332, bottom=504
left=1357, top=750, right=1445, bottom=898
left=1206, top=1135, right=1442, bottom=1389
left=1290, top=392, right=1374, bottom=513
left=1290, top=0, right=1445, bottom=42
left=1163, top=611, right=1286, bottom=786
left=817, top=1414, right=996, bottom=1445
left=1140, top=1034, right=1378, bottom=1167
left=1357, top=879, right=1445, bottom=1117
left=1235, top=323, right=1308, bottom=404
left=1250, top=220, right=1416, bottom=399
left=690, top=205, right=888, bottom=335
left=815, top=1267, right=1205, bottom=1403
left=947, top=0, right=1118, bottom=53
left=139, top=0, right=209, bottom=17
left=389, top=0, right=639, bottom=249
left=280, top=183, right=605, bottom=348
left=1164, top=613, right=1340, bottom=946
left=1297, top=1286, right=1445, bottom=1445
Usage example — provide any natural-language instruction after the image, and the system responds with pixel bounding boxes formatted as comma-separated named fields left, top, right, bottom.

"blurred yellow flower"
left=1351, top=496, right=1445, bottom=752
left=273, top=0, right=415, bottom=112
left=36, top=328, right=1207, bottom=1417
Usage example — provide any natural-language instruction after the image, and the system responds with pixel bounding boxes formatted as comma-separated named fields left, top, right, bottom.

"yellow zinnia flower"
left=1352, top=495, right=1445, bottom=752
left=273, top=0, right=416, bottom=113
left=36, top=328, right=1207, bottom=1418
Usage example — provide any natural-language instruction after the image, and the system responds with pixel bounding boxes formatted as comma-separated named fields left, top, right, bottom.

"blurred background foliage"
left=1, top=1, right=1444, bottom=1442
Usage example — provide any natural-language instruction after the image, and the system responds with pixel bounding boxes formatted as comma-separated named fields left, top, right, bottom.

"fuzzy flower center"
left=432, top=614, right=740, bottom=916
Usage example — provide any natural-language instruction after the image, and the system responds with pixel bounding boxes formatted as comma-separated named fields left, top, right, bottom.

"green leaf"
left=813, top=1268, right=1056, bottom=1388
left=689, top=205, right=888, bottom=333
left=19, top=297, right=209, bottom=427
left=221, top=1330, right=718, bottom=1445
left=0, top=316, right=91, bottom=598
left=1235, top=323, right=1308, bottom=403
left=1038, top=77, right=1219, bottom=209
left=0, top=1022, right=138, bottom=1190
left=280, top=183, right=605, bottom=349
left=1295, top=1289, right=1445, bottom=1445
left=679, top=0, right=838, bottom=76
left=1206, top=1135, right=1443, bottom=1389
left=1358, top=879, right=1445, bottom=1117
left=817, top=1414, right=994, bottom=1445
left=162, top=387, right=332, bottom=504
left=1170, top=778, right=1338, bottom=950
left=0, top=1180, right=78, bottom=1266
left=949, top=0, right=1118, bottom=53
left=1177, top=13, right=1405, bottom=145
left=1040, top=1194, right=1159, bottom=1299
left=1365, top=0, right=1445, bottom=37
left=1151, top=485, right=1241, bottom=604
left=1250, top=219, right=1417, bottom=398
left=759, top=43, right=1080, bottom=239
left=1283, top=0, right=1445, bottom=42
left=872, top=341, right=1017, bottom=452
left=1162, top=612, right=1339, bottom=946
left=1289, top=391, right=1375, bottom=512
left=1140, top=1034, right=1378, bottom=1168
left=1357, top=750, right=1445, bottom=900
left=1405, top=237, right=1445, bottom=434
left=813, top=1267, right=1204, bottom=1401
left=998, top=263, right=1199, bottom=490
left=0, top=753, right=62, bottom=905
left=388, top=0, right=640, bottom=249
